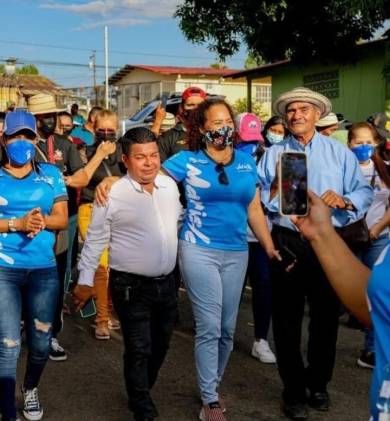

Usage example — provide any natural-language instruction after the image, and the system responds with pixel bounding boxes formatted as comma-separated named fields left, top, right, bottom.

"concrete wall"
left=114, top=68, right=272, bottom=119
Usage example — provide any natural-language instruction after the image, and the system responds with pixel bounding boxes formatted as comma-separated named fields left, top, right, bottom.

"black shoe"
left=308, top=391, right=330, bottom=412
left=282, top=401, right=308, bottom=420
left=357, top=350, right=375, bottom=369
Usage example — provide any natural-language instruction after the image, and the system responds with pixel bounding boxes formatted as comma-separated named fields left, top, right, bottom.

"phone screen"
left=279, top=152, right=308, bottom=216
left=161, top=93, right=169, bottom=109
left=80, top=298, right=97, bottom=319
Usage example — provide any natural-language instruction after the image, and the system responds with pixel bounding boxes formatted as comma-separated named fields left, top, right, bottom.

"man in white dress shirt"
left=73, top=127, right=182, bottom=421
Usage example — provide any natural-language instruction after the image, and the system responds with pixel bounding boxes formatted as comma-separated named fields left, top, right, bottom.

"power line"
left=0, top=39, right=246, bottom=62
left=0, top=57, right=120, bottom=70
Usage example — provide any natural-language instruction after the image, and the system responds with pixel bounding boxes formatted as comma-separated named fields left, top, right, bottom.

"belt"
left=110, top=268, right=173, bottom=283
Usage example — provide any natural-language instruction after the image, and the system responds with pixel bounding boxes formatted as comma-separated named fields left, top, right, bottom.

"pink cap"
left=235, top=112, right=264, bottom=142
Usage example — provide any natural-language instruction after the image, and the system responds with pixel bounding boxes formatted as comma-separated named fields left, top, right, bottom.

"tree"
left=232, top=97, right=269, bottom=121
left=210, top=62, right=228, bottom=69
left=0, top=64, right=39, bottom=76
left=175, top=0, right=390, bottom=64
left=244, top=53, right=265, bottom=70
left=16, top=65, right=39, bottom=75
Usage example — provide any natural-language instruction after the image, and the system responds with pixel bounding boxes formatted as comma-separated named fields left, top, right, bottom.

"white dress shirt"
left=78, top=173, right=182, bottom=286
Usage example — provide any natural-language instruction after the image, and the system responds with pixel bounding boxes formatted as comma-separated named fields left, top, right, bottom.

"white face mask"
left=266, top=130, right=284, bottom=144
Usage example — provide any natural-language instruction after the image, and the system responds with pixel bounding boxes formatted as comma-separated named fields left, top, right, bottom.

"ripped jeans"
left=0, top=266, right=59, bottom=420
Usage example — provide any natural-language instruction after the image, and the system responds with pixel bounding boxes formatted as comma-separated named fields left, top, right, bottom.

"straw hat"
left=27, top=93, right=66, bottom=115
left=273, top=87, right=332, bottom=118
left=315, top=112, right=342, bottom=127
left=161, top=112, right=176, bottom=129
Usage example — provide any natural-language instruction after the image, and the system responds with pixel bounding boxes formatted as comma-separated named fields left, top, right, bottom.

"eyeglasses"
left=215, top=163, right=229, bottom=185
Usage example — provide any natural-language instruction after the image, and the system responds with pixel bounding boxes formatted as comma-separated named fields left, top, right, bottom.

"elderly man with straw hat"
left=257, top=87, right=373, bottom=420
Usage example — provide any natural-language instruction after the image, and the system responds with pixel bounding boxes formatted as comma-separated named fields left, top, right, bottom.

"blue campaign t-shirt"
left=163, top=149, right=258, bottom=251
left=0, top=163, right=68, bottom=269
left=367, top=242, right=390, bottom=421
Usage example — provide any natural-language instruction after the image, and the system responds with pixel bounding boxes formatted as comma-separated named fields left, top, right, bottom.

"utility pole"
left=89, top=51, right=97, bottom=105
left=104, top=26, right=109, bottom=109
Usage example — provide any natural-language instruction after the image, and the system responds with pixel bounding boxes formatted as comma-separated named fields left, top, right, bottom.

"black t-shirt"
left=36, top=134, right=84, bottom=216
left=80, top=142, right=126, bottom=204
left=158, top=123, right=187, bottom=162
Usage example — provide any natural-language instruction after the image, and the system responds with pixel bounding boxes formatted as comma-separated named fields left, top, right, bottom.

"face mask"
left=204, top=126, right=234, bottom=147
left=95, top=130, right=117, bottom=143
left=39, top=117, right=56, bottom=137
left=351, top=144, right=375, bottom=162
left=6, top=140, right=36, bottom=166
left=267, top=131, right=284, bottom=144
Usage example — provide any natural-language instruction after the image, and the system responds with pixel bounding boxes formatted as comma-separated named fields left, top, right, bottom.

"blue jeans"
left=179, top=240, right=248, bottom=404
left=357, top=235, right=389, bottom=352
left=0, top=267, right=59, bottom=420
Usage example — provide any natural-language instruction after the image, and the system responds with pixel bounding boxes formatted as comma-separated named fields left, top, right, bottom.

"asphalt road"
left=16, top=289, right=371, bottom=421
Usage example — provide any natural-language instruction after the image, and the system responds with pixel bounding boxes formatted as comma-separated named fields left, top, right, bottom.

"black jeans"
left=246, top=242, right=272, bottom=340
left=271, top=226, right=340, bottom=404
left=110, top=269, right=178, bottom=420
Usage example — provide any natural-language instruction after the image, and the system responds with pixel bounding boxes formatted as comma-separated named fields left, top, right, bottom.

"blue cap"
left=4, top=110, right=37, bottom=136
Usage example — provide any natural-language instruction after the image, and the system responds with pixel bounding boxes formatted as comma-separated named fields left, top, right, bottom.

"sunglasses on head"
left=215, top=163, right=229, bottom=185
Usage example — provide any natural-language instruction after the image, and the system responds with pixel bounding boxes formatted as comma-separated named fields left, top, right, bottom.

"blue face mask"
left=6, top=139, right=36, bottom=166
left=267, top=130, right=284, bottom=144
left=351, top=144, right=375, bottom=162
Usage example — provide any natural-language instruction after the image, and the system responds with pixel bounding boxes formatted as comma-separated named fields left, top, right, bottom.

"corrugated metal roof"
left=108, top=64, right=244, bottom=85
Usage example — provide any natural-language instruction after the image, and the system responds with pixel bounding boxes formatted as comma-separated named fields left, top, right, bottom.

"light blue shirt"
left=163, top=149, right=258, bottom=251
left=0, top=163, right=68, bottom=269
left=257, top=132, right=374, bottom=230
left=367, top=242, right=390, bottom=421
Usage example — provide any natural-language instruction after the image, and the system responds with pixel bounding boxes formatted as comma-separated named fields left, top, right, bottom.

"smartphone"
left=80, top=298, right=97, bottom=319
left=279, top=244, right=297, bottom=267
left=278, top=152, right=308, bottom=216
left=161, top=92, right=169, bottom=109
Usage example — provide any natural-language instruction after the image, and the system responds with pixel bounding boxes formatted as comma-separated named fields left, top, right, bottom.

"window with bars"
left=255, top=85, right=272, bottom=103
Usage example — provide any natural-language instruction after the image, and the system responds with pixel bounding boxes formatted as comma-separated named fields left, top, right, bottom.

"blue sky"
left=1, top=1, right=389, bottom=89
left=0, top=0, right=247, bottom=88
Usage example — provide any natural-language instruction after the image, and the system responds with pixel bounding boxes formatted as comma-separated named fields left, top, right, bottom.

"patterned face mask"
left=204, top=126, right=234, bottom=148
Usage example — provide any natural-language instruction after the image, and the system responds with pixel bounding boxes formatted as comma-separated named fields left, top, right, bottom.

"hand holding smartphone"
left=278, top=152, right=308, bottom=216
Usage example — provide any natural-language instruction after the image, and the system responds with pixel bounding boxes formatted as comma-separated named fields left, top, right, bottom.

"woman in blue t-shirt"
left=0, top=110, right=68, bottom=421
left=293, top=191, right=390, bottom=421
left=163, top=98, right=280, bottom=421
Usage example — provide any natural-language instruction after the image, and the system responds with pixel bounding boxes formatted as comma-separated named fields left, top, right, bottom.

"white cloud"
left=40, top=0, right=180, bottom=19
left=73, top=17, right=150, bottom=31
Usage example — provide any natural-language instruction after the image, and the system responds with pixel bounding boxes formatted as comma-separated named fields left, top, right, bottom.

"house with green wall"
left=227, top=35, right=390, bottom=123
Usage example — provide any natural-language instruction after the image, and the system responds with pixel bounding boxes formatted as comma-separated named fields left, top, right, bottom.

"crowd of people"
left=0, top=85, right=388, bottom=421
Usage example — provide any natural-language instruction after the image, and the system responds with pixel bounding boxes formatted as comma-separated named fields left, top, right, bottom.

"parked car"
left=119, top=92, right=182, bottom=135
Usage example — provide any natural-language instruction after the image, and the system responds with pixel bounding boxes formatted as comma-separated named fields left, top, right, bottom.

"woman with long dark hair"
left=347, top=122, right=390, bottom=369
left=0, top=110, right=68, bottom=421
left=262, top=115, right=288, bottom=147
left=163, top=98, right=280, bottom=421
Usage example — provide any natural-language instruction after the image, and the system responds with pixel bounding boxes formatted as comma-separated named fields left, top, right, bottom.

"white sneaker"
left=251, top=339, right=276, bottom=364
left=22, top=387, right=43, bottom=421
left=49, top=338, right=68, bottom=362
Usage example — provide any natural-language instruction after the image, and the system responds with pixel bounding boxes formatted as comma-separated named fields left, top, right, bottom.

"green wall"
left=263, top=41, right=387, bottom=122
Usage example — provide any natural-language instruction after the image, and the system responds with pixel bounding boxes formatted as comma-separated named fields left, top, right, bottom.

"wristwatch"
left=343, top=197, right=354, bottom=210
left=7, top=219, right=17, bottom=232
